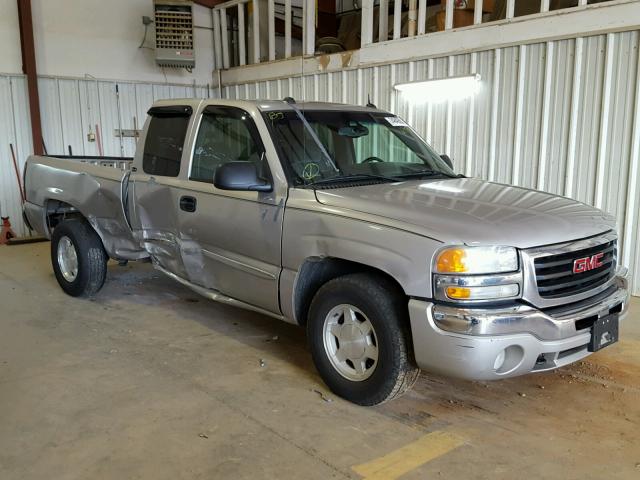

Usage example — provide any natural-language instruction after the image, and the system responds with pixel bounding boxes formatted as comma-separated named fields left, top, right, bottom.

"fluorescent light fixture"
left=394, top=74, right=481, bottom=103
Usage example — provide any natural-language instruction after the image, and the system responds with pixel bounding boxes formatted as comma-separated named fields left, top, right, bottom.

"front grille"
left=534, top=239, right=617, bottom=298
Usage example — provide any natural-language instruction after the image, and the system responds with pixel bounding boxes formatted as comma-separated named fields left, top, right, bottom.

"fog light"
left=493, top=349, right=506, bottom=370
left=494, top=345, right=525, bottom=374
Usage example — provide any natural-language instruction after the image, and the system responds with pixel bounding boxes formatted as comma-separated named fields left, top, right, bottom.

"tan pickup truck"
left=23, top=99, right=630, bottom=405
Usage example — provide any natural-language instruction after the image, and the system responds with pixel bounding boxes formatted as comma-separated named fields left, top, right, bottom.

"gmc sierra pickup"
left=23, top=99, right=630, bottom=405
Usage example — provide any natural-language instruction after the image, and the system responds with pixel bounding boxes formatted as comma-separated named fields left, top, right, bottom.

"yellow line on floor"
left=352, top=430, right=465, bottom=480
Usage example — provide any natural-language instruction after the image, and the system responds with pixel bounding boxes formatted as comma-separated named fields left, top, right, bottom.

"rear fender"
left=37, top=169, right=146, bottom=260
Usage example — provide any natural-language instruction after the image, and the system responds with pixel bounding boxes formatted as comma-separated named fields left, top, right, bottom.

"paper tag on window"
left=385, top=116, right=408, bottom=127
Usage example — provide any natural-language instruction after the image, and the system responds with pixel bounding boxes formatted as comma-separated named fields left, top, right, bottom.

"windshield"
left=263, top=110, right=455, bottom=186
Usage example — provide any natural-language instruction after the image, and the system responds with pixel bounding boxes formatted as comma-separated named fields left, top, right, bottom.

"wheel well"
left=293, top=257, right=407, bottom=326
left=45, top=200, right=85, bottom=234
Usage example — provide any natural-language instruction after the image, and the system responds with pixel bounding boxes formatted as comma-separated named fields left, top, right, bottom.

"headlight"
left=433, top=246, right=521, bottom=303
left=435, top=246, right=518, bottom=274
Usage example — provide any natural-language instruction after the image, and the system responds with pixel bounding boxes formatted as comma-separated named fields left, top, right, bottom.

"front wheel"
left=51, top=219, right=107, bottom=297
left=307, top=274, right=420, bottom=406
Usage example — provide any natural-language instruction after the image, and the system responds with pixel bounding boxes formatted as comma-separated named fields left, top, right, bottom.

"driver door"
left=175, top=106, right=285, bottom=314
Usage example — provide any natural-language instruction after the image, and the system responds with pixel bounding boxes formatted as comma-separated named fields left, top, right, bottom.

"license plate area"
left=588, top=314, right=619, bottom=352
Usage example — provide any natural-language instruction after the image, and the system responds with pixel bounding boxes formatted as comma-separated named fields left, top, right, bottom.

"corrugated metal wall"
left=221, top=30, right=640, bottom=296
left=1, top=30, right=638, bottom=296
left=0, top=74, right=213, bottom=238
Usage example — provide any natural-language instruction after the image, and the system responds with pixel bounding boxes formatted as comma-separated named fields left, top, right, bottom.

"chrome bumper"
left=408, top=267, right=630, bottom=380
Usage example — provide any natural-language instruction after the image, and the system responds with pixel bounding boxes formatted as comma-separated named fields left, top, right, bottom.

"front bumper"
left=408, top=267, right=630, bottom=380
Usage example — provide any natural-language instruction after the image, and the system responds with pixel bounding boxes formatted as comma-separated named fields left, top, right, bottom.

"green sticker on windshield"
left=302, top=162, right=320, bottom=180
left=268, top=111, right=284, bottom=121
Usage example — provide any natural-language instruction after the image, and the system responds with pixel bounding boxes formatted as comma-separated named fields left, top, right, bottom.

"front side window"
left=263, top=110, right=455, bottom=186
left=191, top=106, right=266, bottom=183
left=142, top=107, right=192, bottom=177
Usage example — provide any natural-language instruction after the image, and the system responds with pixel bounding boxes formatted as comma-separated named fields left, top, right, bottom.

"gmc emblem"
left=573, top=253, right=604, bottom=274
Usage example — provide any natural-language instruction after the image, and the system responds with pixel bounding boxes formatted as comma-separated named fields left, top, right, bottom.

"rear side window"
left=142, top=106, right=192, bottom=177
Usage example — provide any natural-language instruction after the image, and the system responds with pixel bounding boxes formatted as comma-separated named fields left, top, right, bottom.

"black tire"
left=51, top=219, right=107, bottom=297
left=307, top=273, right=420, bottom=406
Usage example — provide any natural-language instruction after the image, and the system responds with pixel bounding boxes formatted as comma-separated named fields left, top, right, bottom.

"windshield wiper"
left=307, top=173, right=402, bottom=187
left=395, top=170, right=458, bottom=179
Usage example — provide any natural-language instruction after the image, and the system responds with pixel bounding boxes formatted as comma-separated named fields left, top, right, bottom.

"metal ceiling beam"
left=193, top=0, right=226, bottom=8
left=16, top=0, right=43, bottom=155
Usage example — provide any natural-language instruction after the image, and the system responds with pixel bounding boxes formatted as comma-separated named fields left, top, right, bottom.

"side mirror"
left=440, top=154, right=454, bottom=170
left=214, top=161, right=272, bottom=192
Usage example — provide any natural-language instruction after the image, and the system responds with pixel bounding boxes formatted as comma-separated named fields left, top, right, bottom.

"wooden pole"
left=17, top=0, right=43, bottom=155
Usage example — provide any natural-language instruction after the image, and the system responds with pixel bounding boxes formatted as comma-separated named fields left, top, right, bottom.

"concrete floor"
left=1, top=243, right=639, bottom=480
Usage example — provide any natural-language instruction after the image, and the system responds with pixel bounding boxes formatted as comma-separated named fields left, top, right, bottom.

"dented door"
left=130, top=105, right=194, bottom=279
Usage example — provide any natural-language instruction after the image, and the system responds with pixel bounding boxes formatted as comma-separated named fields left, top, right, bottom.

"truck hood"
left=314, top=177, right=616, bottom=248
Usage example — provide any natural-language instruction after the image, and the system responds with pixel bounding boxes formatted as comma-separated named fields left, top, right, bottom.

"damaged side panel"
left=175, top=185, right=285, bottom=314
left=130, top=178, right=190, bottom=280
left=24, top=156, right=146, bottom=260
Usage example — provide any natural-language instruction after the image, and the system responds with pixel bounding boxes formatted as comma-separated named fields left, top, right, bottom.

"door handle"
left=179, top=196, right=197, bottom=213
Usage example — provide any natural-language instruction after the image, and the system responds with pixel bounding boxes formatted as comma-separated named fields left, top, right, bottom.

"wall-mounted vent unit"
left=154, top=0, right=195, bottom=69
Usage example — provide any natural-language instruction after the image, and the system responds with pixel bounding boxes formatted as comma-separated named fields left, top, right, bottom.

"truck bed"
left=46, top=155, right=133, bottom=171
left=23, top=154, right=145, bottom=260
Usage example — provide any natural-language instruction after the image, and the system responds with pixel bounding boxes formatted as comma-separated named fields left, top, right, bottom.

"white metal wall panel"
left=57, top=79, right=85, bottom=156
left=134, top=84, right=155, bottom=128
left=38, top=78, right=65, bottom=155
left=470, top=51, right=494, bottom=179
left=78, top=80, right=102, bottom=157
left=542, top=39, right=573, bottom=195
left=430, top=58, right=449, bottom=157
left=0, top=75, right=32, bottom=238
left=517, top=43, right=545, bottom=189
left=221, top=30, right=640, bottom=296
left=600, top=31, right=637, bottom=232
left=572, top=35, right=606, bottom=206
left=169, top=85, right=189, bottom=98
left=96, top=82, right=122, bottom=157
left=449, top=55, right=472, bottom=174
left=258, top=81, right=268, bottom=99
left=494, top=46, right=519, bottom=184
left=7, top=78, right=33, bottom=220
left=152, top=84, right=173, bottom=101
left=115, top=83, right=138, bottom=157
left=0, top=77, right=17, bottom=229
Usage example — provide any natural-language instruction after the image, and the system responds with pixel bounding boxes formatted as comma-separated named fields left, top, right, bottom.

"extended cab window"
left=142, top=106, right=192, bottom=177
left=191, top=106, right=266, bottom=183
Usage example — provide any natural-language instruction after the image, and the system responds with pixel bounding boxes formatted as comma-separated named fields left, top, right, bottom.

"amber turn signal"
left=436, top=248, right=467, bottom=273
left=446, top=286, right=471, bottom=299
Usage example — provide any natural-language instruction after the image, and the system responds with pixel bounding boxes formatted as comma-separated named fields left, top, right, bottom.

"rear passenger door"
left=177, top=105, right=285, bottom=314
left=130, top=105, right=194, bottom=279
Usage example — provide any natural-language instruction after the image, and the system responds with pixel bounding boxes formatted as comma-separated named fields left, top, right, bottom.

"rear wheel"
left=307, top=273, right=420, bottom=406
left=51, top=219, right=107, bottom=297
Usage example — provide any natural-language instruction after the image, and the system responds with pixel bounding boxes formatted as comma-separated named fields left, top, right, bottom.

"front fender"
left=282, top=208, right=442, bottom=298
